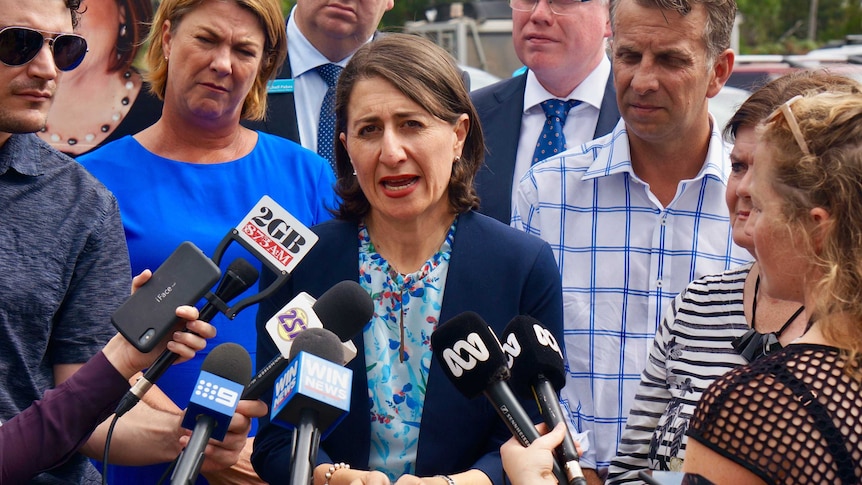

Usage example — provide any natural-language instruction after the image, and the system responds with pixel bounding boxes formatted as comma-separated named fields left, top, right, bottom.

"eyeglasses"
left=766, top=94, right=811, bottom=156
left=508, top=0, right=592, bottom=16
left=0, top=26, right=88, bottom=71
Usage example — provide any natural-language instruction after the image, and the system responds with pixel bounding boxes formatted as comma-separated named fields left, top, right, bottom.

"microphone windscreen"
left=226, top=258, right=260, bottom=287
left=215, top=257, right=260, bottom=302
left=313, top=280, right=373, bottom=342
left=502, top=316, right=565, bottom=396
left=430, top=311, right=508, bottom=399
left=201, top=342, right=252, bottom=386
left=287, top=327, right=344, bottom=363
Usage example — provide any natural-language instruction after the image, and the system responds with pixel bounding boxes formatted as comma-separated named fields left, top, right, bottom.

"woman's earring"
left=454, top=156, right=461, bottom=163
left=119, top=23, right=128, bottom=38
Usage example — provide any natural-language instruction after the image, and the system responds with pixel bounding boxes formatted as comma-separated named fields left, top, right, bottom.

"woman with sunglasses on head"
left=76, top=0, right=337, bottom=483
left=682, top=91, right=862, bottom=484
left=607, top=71, right=861, bottom=484
left=37, top=0, right=160, bottom=156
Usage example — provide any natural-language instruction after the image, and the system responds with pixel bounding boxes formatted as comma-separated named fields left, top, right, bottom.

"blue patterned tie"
left=317, top=63, right=343, bottom=170
left=532, top=99, right=581, bottom=165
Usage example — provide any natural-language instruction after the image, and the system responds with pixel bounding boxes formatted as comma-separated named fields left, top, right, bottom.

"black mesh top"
left=687, top=343, right=862, bottom=484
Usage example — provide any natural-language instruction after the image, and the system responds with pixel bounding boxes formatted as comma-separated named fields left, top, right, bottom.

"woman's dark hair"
left=331, top=33, right=484, bottom=222
left=109, top=0, right=154, bottom=72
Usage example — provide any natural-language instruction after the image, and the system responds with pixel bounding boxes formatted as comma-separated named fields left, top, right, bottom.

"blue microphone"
left=170, top=343, right=251, bottom=485
left=270, top=328, right=353, bottom=485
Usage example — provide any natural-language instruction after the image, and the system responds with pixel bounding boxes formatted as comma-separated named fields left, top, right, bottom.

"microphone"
left=430, top=311, right=567, bottom=485
left=242, top=280, right=373, bottom=400
left=270, top=328, right=353, bottom=485
left=115, top=258, right=259, bottom=418
left=171, top=343, right=252, bottom=485
left=503, top=315, right=586, bottom=485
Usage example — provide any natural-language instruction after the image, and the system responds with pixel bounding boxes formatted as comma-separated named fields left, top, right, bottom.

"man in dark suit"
left=244, top=0, right=393, bottom=168
left=471, top=0, right=619, bottom=224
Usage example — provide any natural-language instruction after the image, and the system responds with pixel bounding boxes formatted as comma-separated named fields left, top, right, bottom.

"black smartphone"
left=112, top=241, right=222, bottom=353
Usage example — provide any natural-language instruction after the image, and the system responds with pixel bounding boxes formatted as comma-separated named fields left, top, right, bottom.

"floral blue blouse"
left=358, top=219, right=456, bottom=480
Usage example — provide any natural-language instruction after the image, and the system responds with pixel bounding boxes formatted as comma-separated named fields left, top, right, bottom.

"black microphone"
left=503, top=315, right=586, bottom=485
left=115, top=258, right=259, bottom=418
left=430, top=311, right=567, bottom=485
left=242, top=280, right=372, bottom=400
left=269, top=328, right=352, bottom=485
left=170, top=343, right=252, bottom=485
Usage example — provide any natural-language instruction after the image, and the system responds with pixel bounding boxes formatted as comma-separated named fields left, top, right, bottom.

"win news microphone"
left=270, top=328, right=353, bottom=485
left=503, top=315, right=586, bottom=485
left=114, top=257, right=259, bottom=418
left=242, top=280, right=373, bottom=400
left=171, top=343, right=252, bottom=485
left=430, top=311, right=567, bottom=485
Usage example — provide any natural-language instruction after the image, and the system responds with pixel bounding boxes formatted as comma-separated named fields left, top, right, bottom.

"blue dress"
left=79, top=132, right=337, bottom=484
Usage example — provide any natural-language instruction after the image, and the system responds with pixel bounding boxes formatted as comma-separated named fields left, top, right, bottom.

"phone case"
left=112, top=241, right=221, bottom=352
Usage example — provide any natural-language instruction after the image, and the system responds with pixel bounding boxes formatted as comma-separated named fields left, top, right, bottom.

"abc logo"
left=501, top=333, right=522, bottom=368
left=442, top=332, right=491, bottom=377
left=532, top=323, right=562, bottom=357
left=195, top=379, right=239, bottom=408
left=277, top=307, right=309, bottom=341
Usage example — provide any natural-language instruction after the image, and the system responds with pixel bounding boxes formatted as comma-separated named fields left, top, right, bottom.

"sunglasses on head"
left=0, top=26, right=87, bottom=71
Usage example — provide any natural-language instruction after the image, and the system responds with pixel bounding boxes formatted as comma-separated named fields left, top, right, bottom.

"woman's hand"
left=313, top=464, right=392, bottom=485
left=501, top=422, right=568, bottom=485
left=102, top=270, right=217, bottom=379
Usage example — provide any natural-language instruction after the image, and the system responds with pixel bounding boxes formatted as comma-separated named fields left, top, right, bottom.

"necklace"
left=751, top=275, right=805, bottom=336
left=733, top=275, right=805, bottom=362
left=40, top=70, right=136, bottom=147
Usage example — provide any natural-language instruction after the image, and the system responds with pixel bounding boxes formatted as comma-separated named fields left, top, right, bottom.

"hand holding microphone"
left=503, top=315, right=586, bottom=485
left=430, top=311, right=568, bottom=485
left=171, top=343, right=253, bottom=485
left=501, top=422, right=577, bottom=485
left=114, top=257, right=260, bottom=418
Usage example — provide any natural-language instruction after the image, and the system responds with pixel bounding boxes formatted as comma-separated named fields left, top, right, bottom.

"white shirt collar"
left=523, top=55, right=611, bottom=113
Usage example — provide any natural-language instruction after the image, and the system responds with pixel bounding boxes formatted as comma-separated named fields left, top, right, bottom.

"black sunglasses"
left=0, top=26, right=87, bottom=71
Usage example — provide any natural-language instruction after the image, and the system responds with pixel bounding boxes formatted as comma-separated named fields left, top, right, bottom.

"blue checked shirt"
left=512, top=119, right=752, bottom=472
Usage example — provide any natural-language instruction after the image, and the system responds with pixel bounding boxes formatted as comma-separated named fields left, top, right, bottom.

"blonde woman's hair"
left=144, top=0, right=286, bottom=120
left=760, top=91, right=862, bottom=378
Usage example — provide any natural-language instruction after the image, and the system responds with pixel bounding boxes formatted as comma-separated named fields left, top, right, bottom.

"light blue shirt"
left=358, top=221, right=454, bottom=479
left=286, top=7, right=372, bottom=152
left=513, top=118, right=752, bottom=471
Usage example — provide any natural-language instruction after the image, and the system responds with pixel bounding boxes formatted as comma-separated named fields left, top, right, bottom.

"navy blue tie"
left=317, top=63, right=343, bottom=170
left=532, top=99, right=580, bottom=165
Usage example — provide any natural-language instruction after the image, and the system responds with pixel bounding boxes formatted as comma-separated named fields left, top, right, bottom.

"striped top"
left=606, top=264, right=752, bottom=482
left=513, top=118, right=752, bottom=471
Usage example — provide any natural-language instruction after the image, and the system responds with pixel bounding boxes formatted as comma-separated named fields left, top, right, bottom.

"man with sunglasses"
left=471, top=0, right=620, bottom=224
left=0, top=0, right=131, bottom=483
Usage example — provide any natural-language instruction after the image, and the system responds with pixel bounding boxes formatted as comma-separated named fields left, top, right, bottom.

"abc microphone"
left=241, top=280, right=373, bottom=400
left=171, top=343, right=252, bottom=485
left=503, top=315, right=586, bottom=485
left=270, top=328, right=353, bottom=485
left=115, top=258, right=259, bottom=418
left=430, top=311, right=567, bottom=485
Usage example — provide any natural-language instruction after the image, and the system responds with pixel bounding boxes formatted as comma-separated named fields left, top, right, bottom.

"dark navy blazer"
left=470, top=71, right=621, bottom=224
left=251, top=211, right=563, bottom=485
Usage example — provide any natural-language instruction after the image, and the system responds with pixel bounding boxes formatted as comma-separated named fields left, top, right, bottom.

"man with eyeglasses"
left=512, top=0, right=751, bottom=482
left=471, top=0, right=619, bottom=225
left=0, top=0, right=131, bottom=483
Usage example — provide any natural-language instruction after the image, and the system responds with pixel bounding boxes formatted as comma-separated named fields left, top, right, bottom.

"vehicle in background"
left=710, top=85, right=751, bottom=132
left=729, top=54, right=862, bottom=91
